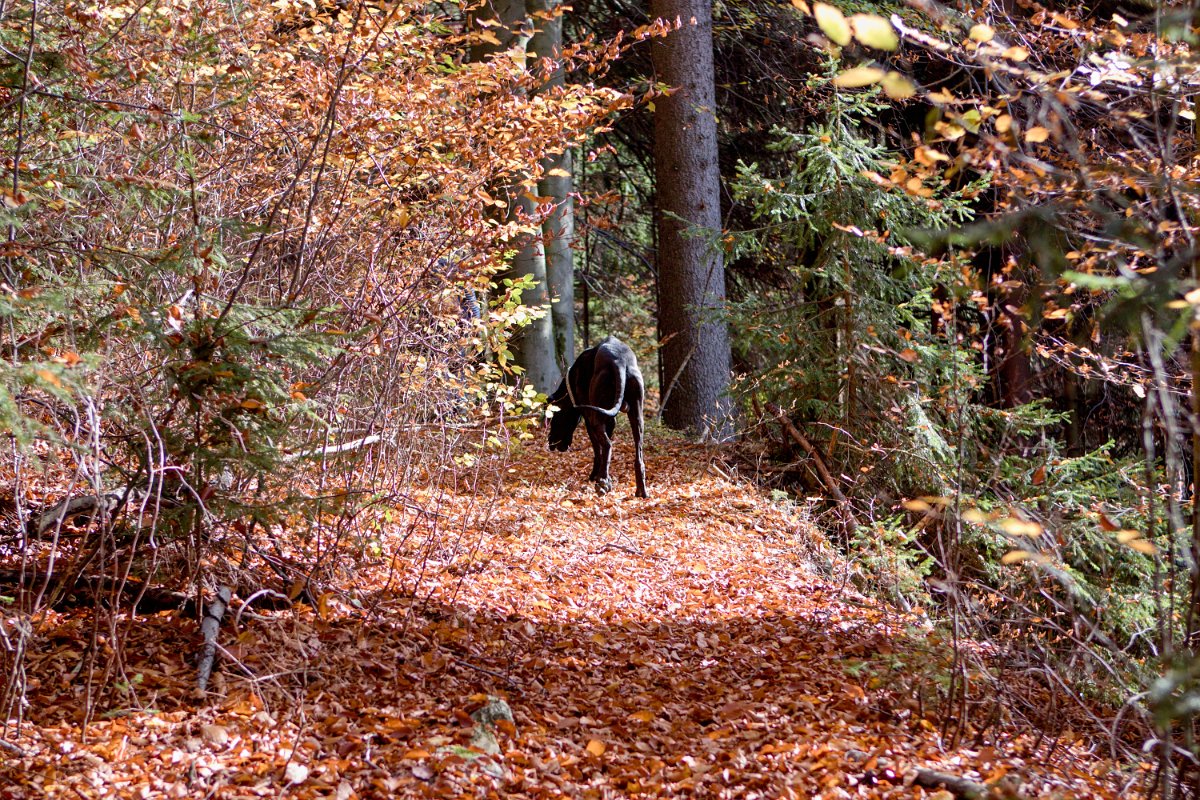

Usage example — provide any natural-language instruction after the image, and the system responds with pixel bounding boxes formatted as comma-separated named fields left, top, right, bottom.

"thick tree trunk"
left=469, top=0, right=562, bottom=393
left=531, top=0, right=575, bottom=368
left=650, top=0, right=732, bottom=438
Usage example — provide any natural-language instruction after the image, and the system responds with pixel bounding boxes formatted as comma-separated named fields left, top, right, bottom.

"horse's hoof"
left=595, top=479, right=612, bottom=495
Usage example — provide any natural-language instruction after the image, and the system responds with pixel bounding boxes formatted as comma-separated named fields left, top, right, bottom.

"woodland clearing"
left=1, top=437, right=1129, bottom=799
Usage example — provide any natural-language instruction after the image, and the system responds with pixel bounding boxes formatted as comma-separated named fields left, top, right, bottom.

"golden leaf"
left=962, top=508, right=989, bottom=524
left=1024, top=126, right=1050, bottom=143
left=998, top=516, right=1042, bottom=537
left=1001, top=550, right=1032, bottom=565
left=831, top=66, right=884, bottom=89
left=969, top=24, right=994, bottom=43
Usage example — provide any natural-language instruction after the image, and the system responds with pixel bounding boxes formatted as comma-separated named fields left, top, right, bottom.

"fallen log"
left=283, top=434, right=381, bottom=462
left=29, top=493, right=122, bottom=537
left=913, top=768, right=992, bottom=800
left=0, top=739, right=27, bottom=757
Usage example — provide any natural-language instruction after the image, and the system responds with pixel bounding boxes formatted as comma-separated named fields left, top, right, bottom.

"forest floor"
left=2, top=437, right=1132, bottom=799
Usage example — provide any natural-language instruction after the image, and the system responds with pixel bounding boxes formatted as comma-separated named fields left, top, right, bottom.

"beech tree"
left=470, top=0, right=562, bottom=392
left=530, top=0, right=576, bottom=369
left=649, top=0, right=732, bottom=437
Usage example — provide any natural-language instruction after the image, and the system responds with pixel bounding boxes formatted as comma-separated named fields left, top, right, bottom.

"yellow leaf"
left=813, top=3, right=852, bottom=45
left=1024, top=126, right=1050, bottom=143
left=403, top=749, right=431, bottom=760
left=240, top=398, right=265, bottom=410
left=927, top=88, right=956, bottom=105
left=546, top=167, right=571, bottom=178
left=1001, top=550, right=1032, bottom=565
left=1116, top=529, right=1141, bottom=544
left=962, top=508, right=989, bottom=524
left=881, top=71, right=916, bottom=100
left=831, top=66, right=884, bottom=89
left=1128, top=539, right=1158, bottom=555
left=995, top=114, right=1012, bottom=133
left=0, top=189, right=28, bottom=209
left=790, top=0, right=810, bottom=11
left=902, top=499, right=931, bottom=512
left=914, top=145, right=949, bottom=165
left=629, top=710, right=655, bottom=723
left=1002, top=45, right=1029, bottom=61
left=850, top=14, right=898, bottom=50
left=969, top=23, right=994, bottom=43
left=36, top=369, right=63, bottom=389
left=586, top=739, right=606, bottom=757
left=998, top=516, right=1043, bottom=537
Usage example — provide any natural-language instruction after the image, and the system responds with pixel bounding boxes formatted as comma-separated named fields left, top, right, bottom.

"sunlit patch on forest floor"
left=2, top=439, right=1130, bottom=798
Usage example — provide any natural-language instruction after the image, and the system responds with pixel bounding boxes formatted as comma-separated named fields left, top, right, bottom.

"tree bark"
left=650, top=0, right=732, bottom=438
left=531, top=0, right=575, bottom=368
left=469, top=0, right=562, bottom=393
left=508, top=192, right=561, bottom=392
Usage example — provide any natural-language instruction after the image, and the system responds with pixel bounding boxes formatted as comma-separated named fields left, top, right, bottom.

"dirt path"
left=1, top=438, right=1128, bottom=798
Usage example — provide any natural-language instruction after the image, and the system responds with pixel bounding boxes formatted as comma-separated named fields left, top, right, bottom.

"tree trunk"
left=508, top=193, right=561, bottom=392
left=469, top=0, right=562, bottom=393
left=531, top=0, right=575, bottom=368
left=650, top=0, right=732, bottom=438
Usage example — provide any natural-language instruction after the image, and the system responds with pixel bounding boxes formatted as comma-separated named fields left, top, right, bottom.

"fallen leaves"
left=0, top=440, right=1129, bottom=798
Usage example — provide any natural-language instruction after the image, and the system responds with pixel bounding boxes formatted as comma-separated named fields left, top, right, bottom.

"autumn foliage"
left=0, top=0, right=628, bottom=727
left=4, top=0, right=1200, bottom=795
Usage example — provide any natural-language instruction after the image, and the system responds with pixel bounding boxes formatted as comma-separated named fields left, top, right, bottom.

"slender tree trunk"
left=469, top=0, right=562, bottom=393
left=650, top=0, right=732, bottom=437
left=531, top=0, right=575, bottom=368
left=508, top=193, right=560, bottom=392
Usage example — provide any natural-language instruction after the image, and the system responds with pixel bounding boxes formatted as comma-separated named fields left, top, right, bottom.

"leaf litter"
left=1, top=438, right=1128, bottom=798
